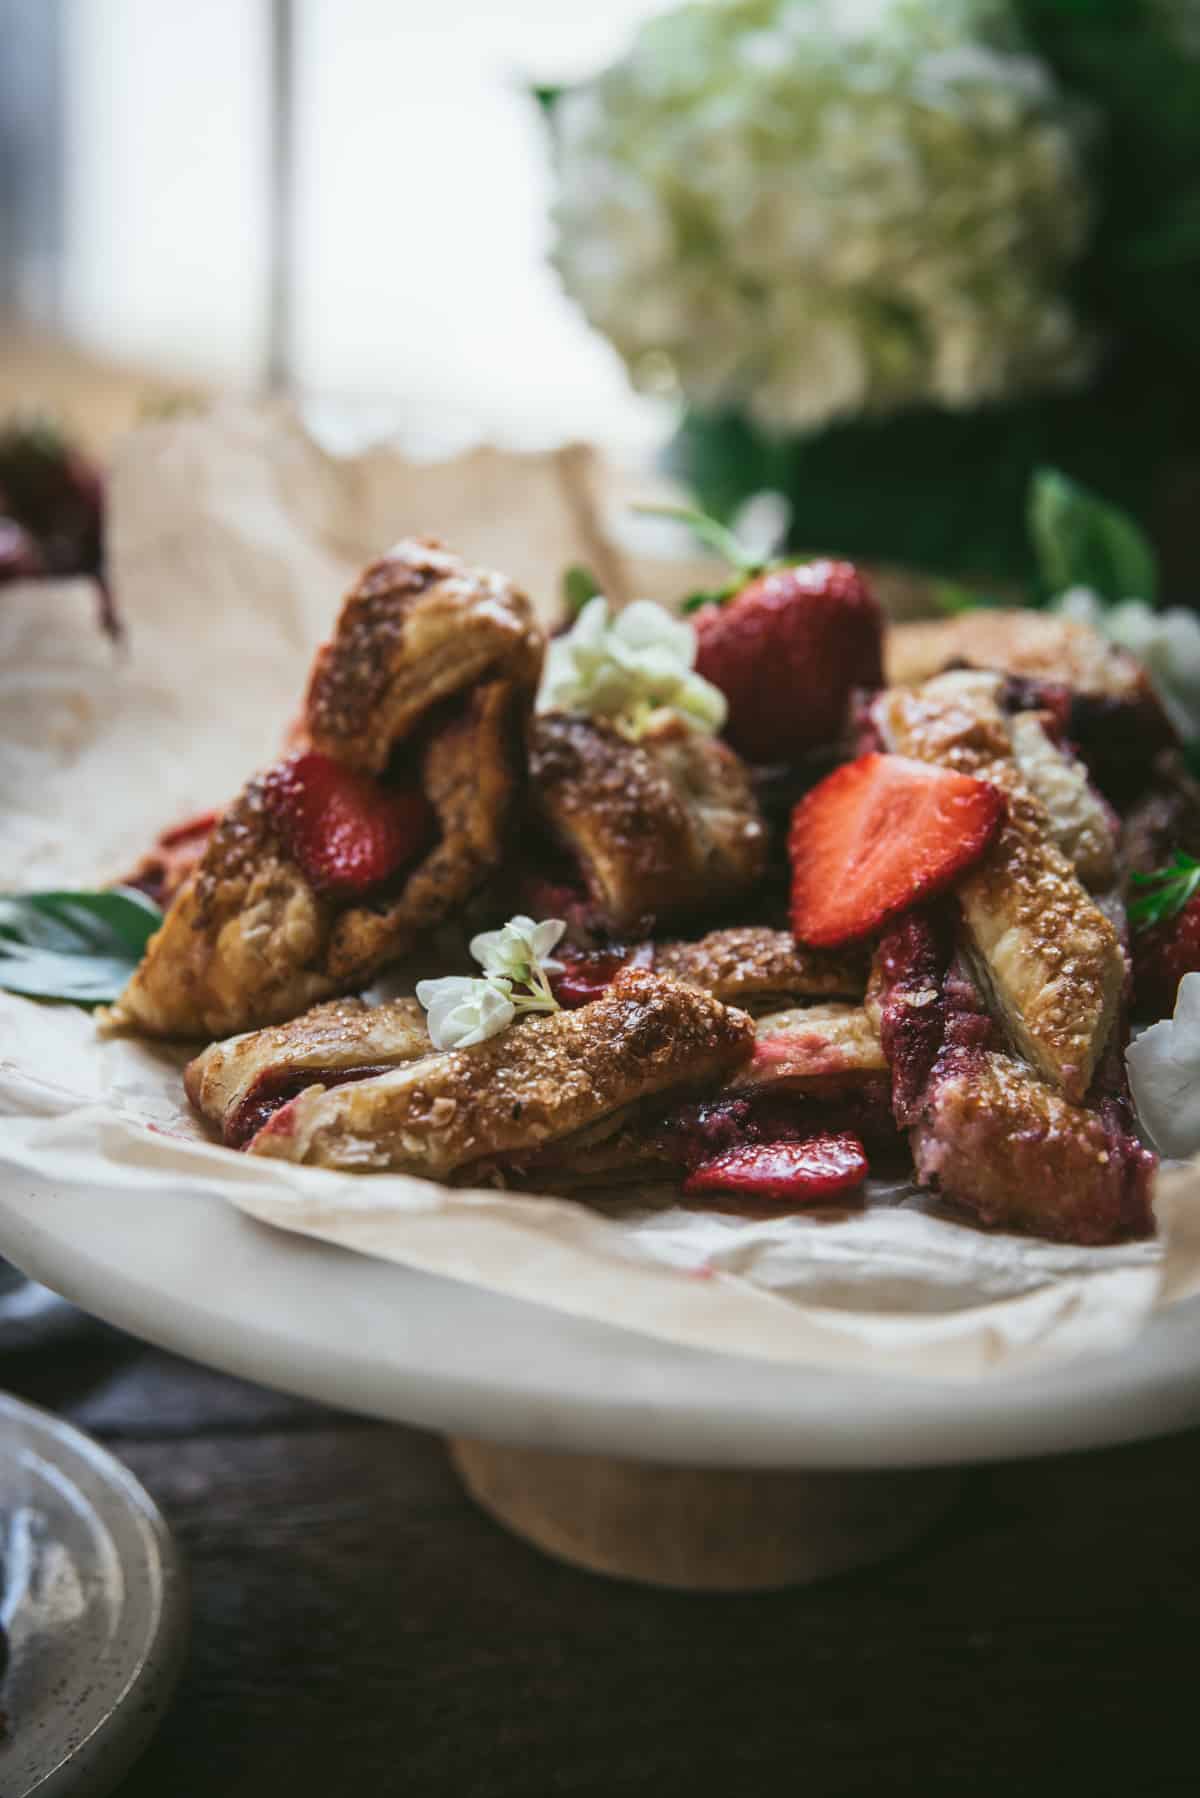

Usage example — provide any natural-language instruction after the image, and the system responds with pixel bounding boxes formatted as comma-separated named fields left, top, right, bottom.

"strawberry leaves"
left=0, top=888, right=162, bottom=1005
left=1129, top=854, right=1200, bottom=931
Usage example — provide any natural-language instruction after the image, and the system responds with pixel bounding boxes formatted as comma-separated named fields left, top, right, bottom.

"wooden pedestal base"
left=448, top=1437, right=963, bottom=1592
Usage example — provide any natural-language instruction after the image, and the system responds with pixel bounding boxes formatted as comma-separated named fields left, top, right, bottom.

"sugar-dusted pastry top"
left=527, top=711, right=767, bottom=936
left=105, top=538, right=545, bottom=1040
left=306, top=537, right=543, bottom=771
left=653, top=926, right=865, bottom=1011
left=240, top=967, right=755, bottom=1178
left=873, top=671, right=1125, bottom=1102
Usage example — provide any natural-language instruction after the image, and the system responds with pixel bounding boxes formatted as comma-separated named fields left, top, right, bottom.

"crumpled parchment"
left=2, top=401, right=1200, bottom=1379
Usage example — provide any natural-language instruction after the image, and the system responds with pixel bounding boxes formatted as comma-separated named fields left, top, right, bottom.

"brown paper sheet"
left=1, top=403, right=1196, bottom=1377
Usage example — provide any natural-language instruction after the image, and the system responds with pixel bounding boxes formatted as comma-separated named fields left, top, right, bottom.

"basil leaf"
left=1029, top=468, right=1158, bottom=606
left=0, top=888, right=162, bottom=1006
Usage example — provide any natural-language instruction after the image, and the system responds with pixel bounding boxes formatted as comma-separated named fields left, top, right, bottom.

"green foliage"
left=1028, top=468, right=1157, bottom=602
left=1129, top=854, right=1200, bottom=931
left=0, top=888, right=162, bottom=1005
left=561, top=564, right=602, bottom=618
left=665, top=1, right=1200, bottom=587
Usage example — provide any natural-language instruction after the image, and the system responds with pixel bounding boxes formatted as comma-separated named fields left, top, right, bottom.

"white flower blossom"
left=417, top=915, right=568, bottom=1048
left=416, top=976, right=516, bottom=1051
left=1127, top=973, right=1200, bottom=1161
left=537, top=595, right=727, bottom=737
left=1055, top=587, right=1200, bottom=740
left=469, top=915, right=565, bottom=987
left=551, top=0, right=1095, bottom=432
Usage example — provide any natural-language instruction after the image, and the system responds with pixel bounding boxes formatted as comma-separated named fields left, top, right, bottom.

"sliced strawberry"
left=693, top=559, right=883, bottom=762
left=789, top=753, right=1004, bottom=948
left=264, top=750, right=434, bottom=898
left=683, top=1133, right=868, bottom=1206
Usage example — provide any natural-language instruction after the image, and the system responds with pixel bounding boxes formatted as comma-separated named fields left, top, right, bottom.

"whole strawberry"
left=0, top=418, right=114, bottom=634
left=264, top=751, right=434, bottom=898
left=694, top=559, right=883, bottom=762
left=1130, top=854, right=1200, bottom=1017
left=641, top=504, right=883, bottom=762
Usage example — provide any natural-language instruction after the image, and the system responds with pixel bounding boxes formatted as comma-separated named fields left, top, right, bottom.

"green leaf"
left=933, top=581, right=986, bottom=616
left=632, top=502, right=758, bottom=574
left=680, top=587, right=733, bottom=615
left=561, top=564, right=602, bottom=618
left=1129, top=854, right=1200, bottom=931
left=0, top=888, right=162, bottom=1005
left=1028, top=467, right=1158, bottom=605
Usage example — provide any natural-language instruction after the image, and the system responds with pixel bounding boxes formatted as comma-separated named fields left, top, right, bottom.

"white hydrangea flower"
left=1055, top=587, right=1200, bottom=740
left=537, top=595, right=727, bottom=736
left=415, top=976, right=516, bottom=1051
left=1127, top=974, right=1200, bottom=1161
left=470, top=915, right=566, bottom=986
left=551, top=0, right=1095, bottom=432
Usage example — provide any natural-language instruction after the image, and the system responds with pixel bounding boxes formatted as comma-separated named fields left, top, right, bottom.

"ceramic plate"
left=2, top=1175, right=1200, bottom=1470
left=0, top=1393, right=186, bottom=1798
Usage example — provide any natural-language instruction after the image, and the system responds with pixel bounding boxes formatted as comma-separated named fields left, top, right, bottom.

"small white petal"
left=529, top=918, right=567, bottom=961
left=1127, top=973, right=1200, bottom=1159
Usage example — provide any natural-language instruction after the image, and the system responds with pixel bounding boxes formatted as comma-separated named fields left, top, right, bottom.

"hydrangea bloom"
left=537, top=595, right=727, bottom=736
left=552, top=0, right=1095, bottom=432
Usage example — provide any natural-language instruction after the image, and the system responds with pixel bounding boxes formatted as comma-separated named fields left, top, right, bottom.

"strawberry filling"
left=228, top=1063, right=397, bottom=1149
left=683, top=1133, right=869, bottom=1207
left=550, top=948, right=633, bottom=1008
left=549, top=943, right=655, bottom=1008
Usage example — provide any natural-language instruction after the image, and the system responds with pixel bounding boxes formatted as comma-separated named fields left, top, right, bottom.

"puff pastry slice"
left=107, top=541, right=543, bottom=1038
left=873, top=671, right=1125, bottom=1102
left=525, top=712, right=767, bottom=938
left=190, top=968, right=755, bottom=1180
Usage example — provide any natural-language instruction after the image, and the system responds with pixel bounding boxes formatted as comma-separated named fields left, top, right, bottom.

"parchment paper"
left=3, top=402, right=1200, bottom=1379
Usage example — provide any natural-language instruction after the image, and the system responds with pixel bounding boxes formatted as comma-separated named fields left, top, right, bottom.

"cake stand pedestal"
left=448, top=1437, right=963, bottom=1591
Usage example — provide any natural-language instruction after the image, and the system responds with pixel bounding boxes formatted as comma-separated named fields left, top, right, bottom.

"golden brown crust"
left=528, top=712, right=767, bottom=935
left=874, top=672, right=1124, bottom=1101
left=247, top=968, right=755, bottom=1178
left=885, top=608, right=1150, bottom=702
left=306, top=538, right=543, bottom=771
left=107, top=542, right=544, bottom=1039
left=654, top=927, right=866, bottom=1011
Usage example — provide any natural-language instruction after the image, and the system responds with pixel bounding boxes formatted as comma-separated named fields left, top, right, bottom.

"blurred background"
left=1, top=0, right=1198, bottom=593
left=0, top=0, right=665, bottom=454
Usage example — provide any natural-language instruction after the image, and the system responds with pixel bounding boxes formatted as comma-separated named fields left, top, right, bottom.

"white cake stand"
left=3, top=1175, right=1199, bottom=1590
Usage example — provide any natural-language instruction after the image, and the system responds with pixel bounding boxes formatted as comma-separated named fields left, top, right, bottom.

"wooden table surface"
left=3, top=1316, right=1197, bottom=1797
